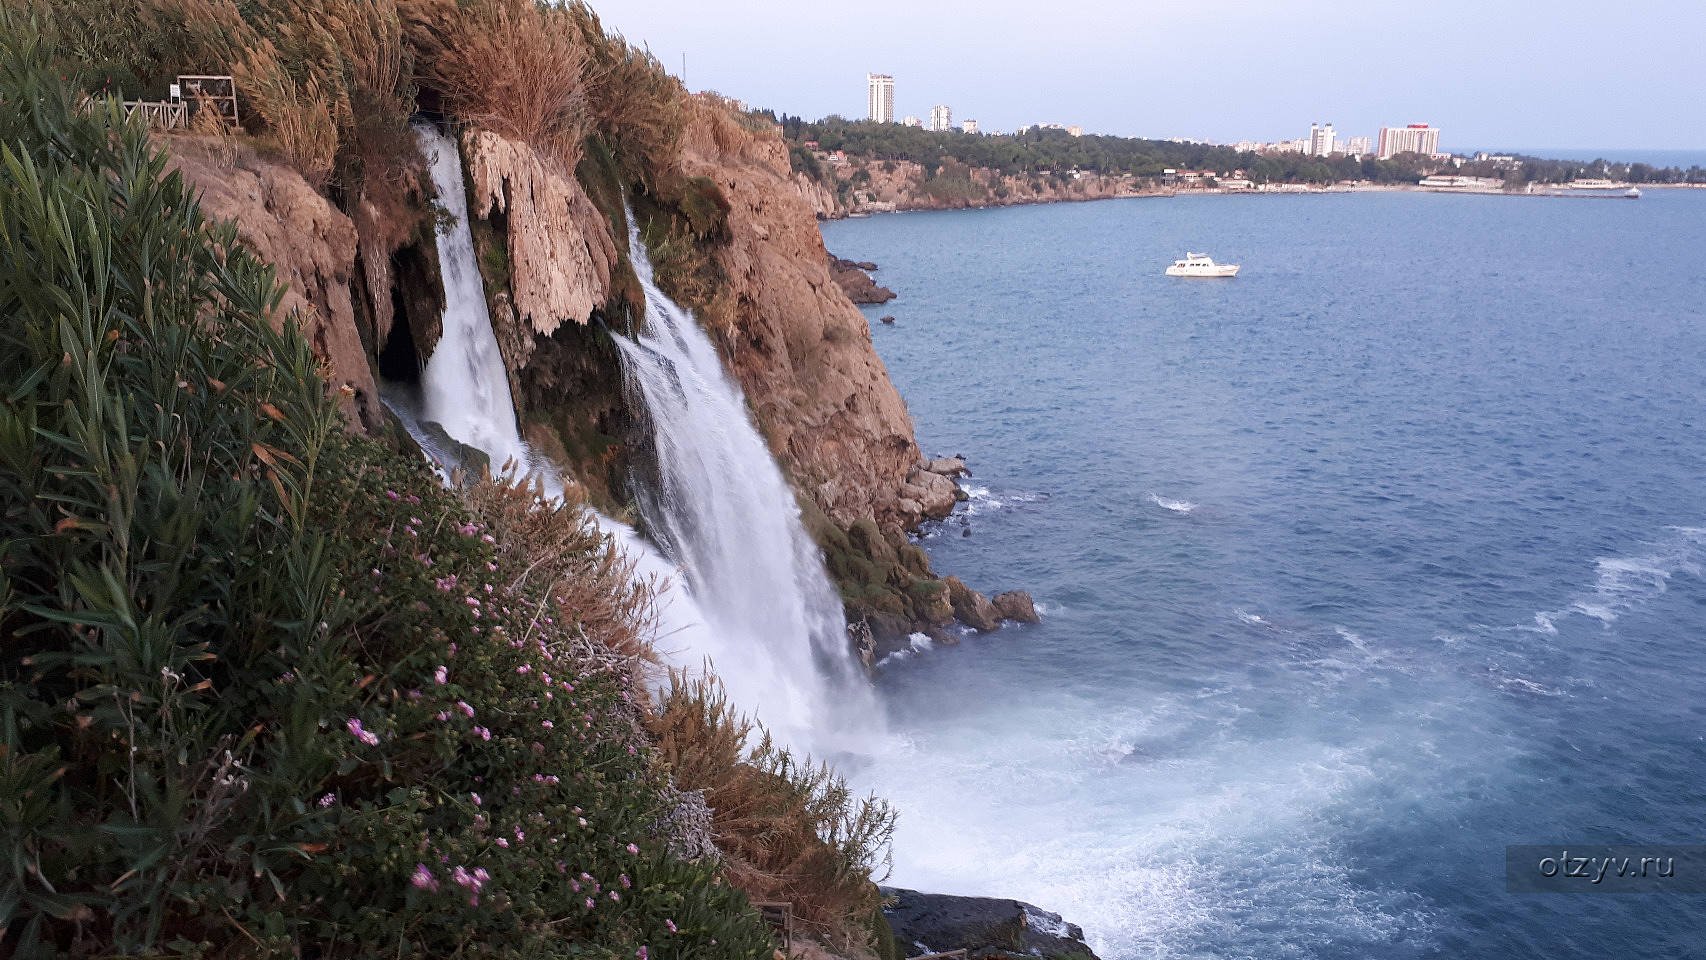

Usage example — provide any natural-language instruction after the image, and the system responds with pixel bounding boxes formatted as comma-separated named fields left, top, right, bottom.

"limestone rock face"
left=461, top=128, right=617, bottom=368
left=945, top=576, right=1001, bottom=632
left=678, top=100, right=923, bottom=530
left=992, top=590, right=1041, bottom=623
left=166, top=136, right=379, bottom=432
left=927, top=456, right=968, bottom=477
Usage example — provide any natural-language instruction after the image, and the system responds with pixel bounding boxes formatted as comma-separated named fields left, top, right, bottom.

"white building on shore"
left=1378, top=124, right=1440, bottom=158
left=961, top=119, right=979, bottom=134
left=930, top=104, right=952, bottom=132
left=1309, top=122, right=1337, bottom=156
left=866, top=73, right=894, bottom=124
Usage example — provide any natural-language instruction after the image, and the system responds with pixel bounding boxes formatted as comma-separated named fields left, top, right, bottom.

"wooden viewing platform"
left=123, top=74, right=237, bottom=131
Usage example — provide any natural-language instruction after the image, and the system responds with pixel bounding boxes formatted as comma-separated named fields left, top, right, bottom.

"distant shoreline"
left=820, top=180, right=1704, bottom=221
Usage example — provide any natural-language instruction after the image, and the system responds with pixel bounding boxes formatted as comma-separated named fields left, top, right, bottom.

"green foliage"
left=0, top=32, right=771, bottom=958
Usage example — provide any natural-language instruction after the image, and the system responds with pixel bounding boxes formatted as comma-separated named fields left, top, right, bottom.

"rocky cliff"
left=168, top=136, right=383, bottom=433
left=166, top=99, right=1032, bottom=648
left=809, top=154, right=1168, bottom=218
left=676, top=103, right=924, bottom=532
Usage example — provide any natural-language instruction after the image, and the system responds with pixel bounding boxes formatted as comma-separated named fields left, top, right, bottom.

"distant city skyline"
left=609, top=0, right=1705, bottom=150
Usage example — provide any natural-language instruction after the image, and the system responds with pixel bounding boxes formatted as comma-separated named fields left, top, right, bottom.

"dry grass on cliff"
left=649, top=675, right=896, bottom=955
left=400, top=0, right=590, bottom=169
left=461, top=474, right=664, bottom=672
left=563, top=1, right=687, bottom=186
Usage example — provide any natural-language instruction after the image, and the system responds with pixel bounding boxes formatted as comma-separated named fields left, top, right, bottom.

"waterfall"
left=614, top=212, right=874, bottom=752
left=394, top=125, right=721, bottom=687
left=387, top=126, right=870, bottom=755
left=414, top=124, right=532, bottom=475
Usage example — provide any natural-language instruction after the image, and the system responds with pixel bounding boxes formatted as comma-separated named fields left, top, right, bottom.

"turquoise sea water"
left=825, top=190, right=1706, bottom=959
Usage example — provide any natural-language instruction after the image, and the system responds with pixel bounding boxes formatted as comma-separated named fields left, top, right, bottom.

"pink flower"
left=474, top=726, right=491, bottom=741
left=411, top=863, right=438, bottom=891
left=457, top=701, right=475, bottom=718
left=471, top=792, right=482, bottom=806
left=345, top=718, right=379, bottom=746
left=385, top=489, right=399, bottom=500
left=666, top=919, right=677, bottom=933
left=637, top=948, right=648, bottom=960
left=318, top=793, right=335, bottom=808
left=609, top=890, right=620, bottom=902
left=585, top=897, right=595, bottom=909
left=625, top=843, right=639, bottom=855
left=541, top=720, right=554, bottom=729
left=496, top=838, right=509, bottom=848
left=434, top=666, right=448, bottom=684
left=620, top=873, right=631, bottom=889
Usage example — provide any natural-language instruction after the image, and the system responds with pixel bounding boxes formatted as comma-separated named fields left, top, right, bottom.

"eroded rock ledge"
left=828, top=253, right=896, bottom=304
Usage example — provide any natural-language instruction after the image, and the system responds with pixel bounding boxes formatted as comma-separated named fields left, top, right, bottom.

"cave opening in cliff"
left=377, top=304, right=423, bottom=386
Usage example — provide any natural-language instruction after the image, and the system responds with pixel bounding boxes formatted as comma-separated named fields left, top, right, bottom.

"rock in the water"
left=927, top=456, right=968, bottom=477
left=880, top=315, right=896, bottom=324
left=906, top=468, right=958, bottom=518
left=880, top=888, right=1098, bottom=960
left=991, top=590, right=1041, bottom=623
left=945, top=576, right=1001, bottom=632
left=827, top=253, right=897, bottom=304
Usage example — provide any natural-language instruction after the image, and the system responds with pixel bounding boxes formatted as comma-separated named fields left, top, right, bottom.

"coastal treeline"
left=0, top=5, right=898, bottom=958
left=777, top=115, right=1706, bottom=187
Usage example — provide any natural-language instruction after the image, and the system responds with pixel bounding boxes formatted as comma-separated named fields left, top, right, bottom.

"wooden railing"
left=123, top=101, right=189, bottom=130
left=755, top=901, right=794, bottom=954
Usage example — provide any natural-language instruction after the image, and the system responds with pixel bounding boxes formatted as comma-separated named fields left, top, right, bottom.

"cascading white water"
left=414, top=124, right=532, bottom=475
left=390, top=128, right=870, bottom=755
left=615, top=212, right=875, bottom=752
left=396, top=125, right=721, bottom=674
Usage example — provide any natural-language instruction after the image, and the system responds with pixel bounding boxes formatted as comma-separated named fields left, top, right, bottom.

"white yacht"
left=1166, top=253, right=1240, bottom=277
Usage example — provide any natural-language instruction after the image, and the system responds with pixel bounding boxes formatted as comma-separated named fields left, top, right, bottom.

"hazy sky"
left=597, top=0, right=1706, bottom=151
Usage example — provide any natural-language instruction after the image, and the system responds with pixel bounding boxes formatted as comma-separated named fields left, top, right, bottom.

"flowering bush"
left=0, top=26, right=770, bottom=959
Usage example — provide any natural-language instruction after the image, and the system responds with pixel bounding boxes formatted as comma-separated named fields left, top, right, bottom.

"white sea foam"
left=1149, top=492, right=1198, bottom=514
left=1334, top=626, right=1369, bottom=651
left=1527, top=525, right=1706, bottom=631
left=1235, top=609, right=1267, bottom=626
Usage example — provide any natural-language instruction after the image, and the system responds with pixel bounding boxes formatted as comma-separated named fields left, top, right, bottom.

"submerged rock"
left=880, top=888, right=1099, bottom=960
left=992, top=591, right=1041, bottom=623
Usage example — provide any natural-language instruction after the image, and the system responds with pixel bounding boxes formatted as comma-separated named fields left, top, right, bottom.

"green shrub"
left=0, top=30, right=770, bottom=959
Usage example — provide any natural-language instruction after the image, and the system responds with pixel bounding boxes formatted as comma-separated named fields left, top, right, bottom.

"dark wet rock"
left=880, top=887, right=1099, bottom=960
left=880, top=315, right=896, bottom=324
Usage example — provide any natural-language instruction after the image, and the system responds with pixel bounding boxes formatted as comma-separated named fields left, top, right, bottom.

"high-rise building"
left=1067, top=125, right=1084, bottom=137
left=961, top=119, right=979, bottom=134
left=1344, top=136, right=1373, bottom=157
left=867, top=74, right=894, bottom=123
left=1309, top=122, right=1337, bottom=156
left=930, top=104, right=952, bottom=132
left=1377, top=124, right=1440, bottom=158
left=902, top=115, right=922, bottom=128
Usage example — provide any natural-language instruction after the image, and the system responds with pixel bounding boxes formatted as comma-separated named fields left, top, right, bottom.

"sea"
left=822, top=188, right=1706, bottom=959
